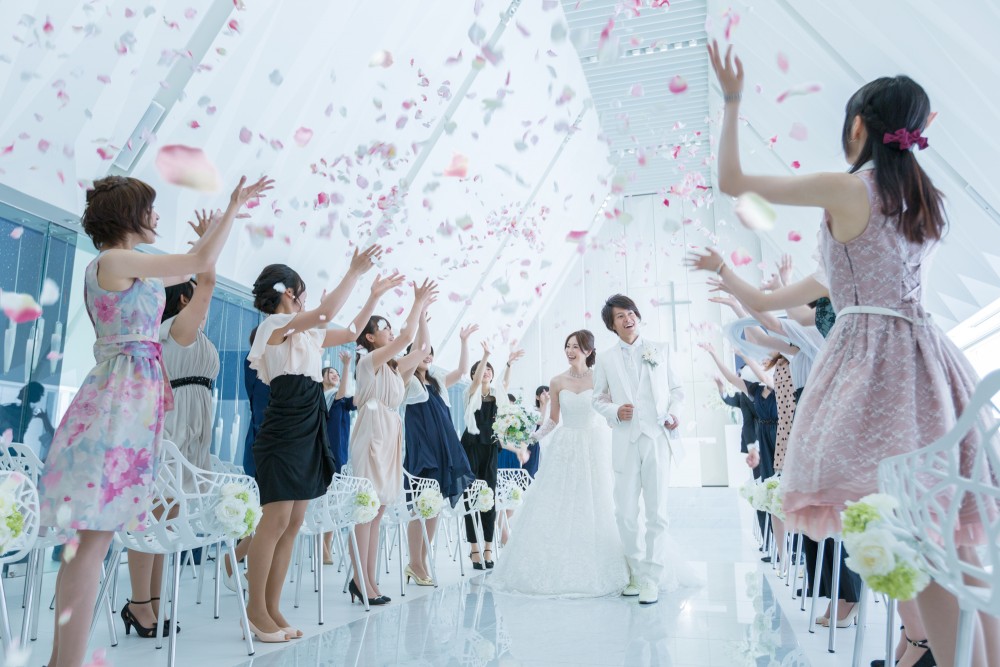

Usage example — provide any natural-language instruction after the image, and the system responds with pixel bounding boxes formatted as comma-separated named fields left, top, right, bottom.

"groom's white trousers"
left=613, top=433, right=670, bottom=584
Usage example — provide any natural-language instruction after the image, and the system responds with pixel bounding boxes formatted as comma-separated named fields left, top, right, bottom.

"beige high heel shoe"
left=244, top=620, right=290, bottom=643
left=404, top=565, right=434, bottom=586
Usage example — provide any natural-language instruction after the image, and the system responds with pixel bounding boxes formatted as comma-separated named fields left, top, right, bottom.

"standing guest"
left=245, top=248, right=394, bottom=641
left=691, top=41, right=1000, bottom=665
left=461, top=342, right=524, bottom=570
left=322, top=349, right=356, bottom=564
left=348, top=280, right=439, bottom=605
left=37, top=174, right=270, bottom=666
left=401, top=321, right=478, bottom=585
left=0, top=381, right=55, bottom=459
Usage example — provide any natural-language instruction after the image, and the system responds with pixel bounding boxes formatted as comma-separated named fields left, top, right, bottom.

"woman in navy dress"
left=402, top=322, right=478, bottom=585
left=323, top=349, right=356, bottom=563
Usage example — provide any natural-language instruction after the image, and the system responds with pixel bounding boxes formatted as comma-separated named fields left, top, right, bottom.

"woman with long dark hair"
left=244, top=248, right=397, bottom=640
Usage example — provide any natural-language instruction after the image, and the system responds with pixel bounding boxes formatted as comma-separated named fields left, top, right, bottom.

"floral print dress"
left=38, top=254, right=169, bottom=532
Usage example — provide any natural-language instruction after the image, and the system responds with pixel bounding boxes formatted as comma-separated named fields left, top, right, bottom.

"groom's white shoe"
left=622, top=577, right=640, bottom=597
left=638, top=580, right=658, bottom=605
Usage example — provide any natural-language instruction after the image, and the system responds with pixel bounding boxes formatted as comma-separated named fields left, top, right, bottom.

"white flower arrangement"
left=474, top=486, right=495, bottom=512
left=0, top=475, right=26, bottom=553
left=841, top=493, right=930, bottom=601
left=352, top=489, right=380, bottom=524
left=739, top=479, right=768, bottom=512
left=505, top=486, right=523, bottom=507
left=761, top=477, right=785, bottom=520
left=414, top=489, right=445, bottom=519
left=215, top=483, right=262, bottom=540
left=641, top=343, right=659, bottom=368
left=491, top=402, right=540, bottom=450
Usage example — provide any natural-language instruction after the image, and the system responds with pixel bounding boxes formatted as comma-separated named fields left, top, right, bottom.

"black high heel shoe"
left=470, top=549, right=484, bottom=571
left=121, top=599, right=173, bottom=638
left=871, top=634, right=934, bottom=667
left=151, top=596, right=180, bottom=635
left=348, top=579, right=387, bottom=606
left=483, top=548, right=494, bottom=570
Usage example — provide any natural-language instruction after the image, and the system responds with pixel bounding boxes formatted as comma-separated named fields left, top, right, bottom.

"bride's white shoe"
left=638, top=580, right=658, bottom=605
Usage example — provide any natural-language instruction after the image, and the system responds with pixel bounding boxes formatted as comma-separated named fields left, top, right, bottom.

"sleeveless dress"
left=159, top=317, right=219, bottom=485
left=782, top=168, right=992, bottom=541
left=38, top=255, right=168, bottom=532
left=403, top=374, right=474, bottom=506
left=489, top=389, right=630, bottom=597
left=745, top=381, right=778, bottom=481
left=350, top=354, right=405, bottom=505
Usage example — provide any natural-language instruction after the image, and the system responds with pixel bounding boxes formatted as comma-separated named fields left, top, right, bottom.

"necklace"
left=568, top=367, right=592, bottom=379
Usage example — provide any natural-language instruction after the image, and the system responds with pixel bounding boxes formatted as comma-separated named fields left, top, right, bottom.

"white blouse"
left=247, top=313, right=326, bottom=385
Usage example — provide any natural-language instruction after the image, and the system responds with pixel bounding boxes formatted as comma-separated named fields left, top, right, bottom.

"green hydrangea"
left=6, top=510, right=23, bottom=538
left=866, top=559, right=930, bottom=601
left=842, top=503, right=883, bottom=535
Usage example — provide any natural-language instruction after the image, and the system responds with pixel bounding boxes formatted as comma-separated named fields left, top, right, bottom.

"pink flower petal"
left=791, top=160, right=801, bottom=169
left=777, top=51, right=789, bottom=73
left=96, top=147, right=114, bottom=160
left=369, top=50, right=393, bottom=68
left=40, top=278, right=60, bottom=306
left=668, top=75, right=688, bottom=94
left=188, top=120, right=200, bottom=129
left=1, top=292, right=44, bottom=323
left=37, top=139, right=50, bottom=153
left=10, top=226, right=24, bottom=240
left=238, top=127, right=252, bottom=144
left=565, top=230, right=587, bottom=242
left=154, top=145, right=220, bottom=192
left=228, top=19, right=239, bottom=32
left=46, top=351, right=63, bottom=361
left=43, top=16, right=55, bottom=33
left=629, top=83, right=644, bottom=97
left=734, top=192, right=777, bottom=231
left=184, top=8, right=197, bottom=19
left=789, top=122, right=808, bottom=141
left=776, top=82, right=822, bottom=103
left=293, top=127, right=313, bottom=147
left=730, top=248, right=752, bottom=266
left=443, top=153, right=468, bottom=178
left=788, top=230, right=802, bottom=242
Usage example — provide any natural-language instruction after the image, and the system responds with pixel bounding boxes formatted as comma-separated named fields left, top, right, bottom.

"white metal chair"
left=438, top=480, right=488, bottom=577
left=0, top=469, right=39, bottom=652
left=495, top=468, right=530, bottom=549
left=116, top=440, right=258, bottom=666
left=381, top=472, right=444, bottom=597
left=324, top=474, right=380, bottom=612
left=878, top=369, right=1000, bottom=667
left=196, top=455, right=251, bottom=613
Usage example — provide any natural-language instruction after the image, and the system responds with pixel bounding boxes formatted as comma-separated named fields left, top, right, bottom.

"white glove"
left=532, top=418, right=558, bottom=443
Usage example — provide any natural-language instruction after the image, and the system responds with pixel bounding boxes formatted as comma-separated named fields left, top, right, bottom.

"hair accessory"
left=883, top=128, right=928, bottom=151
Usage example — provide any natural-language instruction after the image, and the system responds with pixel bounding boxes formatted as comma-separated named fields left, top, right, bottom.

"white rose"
left=844, top=528, right=899, bottom=578
left=857, top=493, right=899, bottom=517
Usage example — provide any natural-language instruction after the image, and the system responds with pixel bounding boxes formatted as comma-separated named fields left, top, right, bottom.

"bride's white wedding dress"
left=489, top=389, right=630, bottom=597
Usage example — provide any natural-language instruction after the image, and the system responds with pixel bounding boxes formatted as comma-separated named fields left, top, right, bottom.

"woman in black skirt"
left=460, top=341, right=523, bottom=570
left=244, top=247, right=395, bottom=642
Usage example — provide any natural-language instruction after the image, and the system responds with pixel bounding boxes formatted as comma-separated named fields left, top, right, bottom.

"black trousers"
left=461, top=438, right=497, bottom=544
left=803, top=536, right=863, bottom=602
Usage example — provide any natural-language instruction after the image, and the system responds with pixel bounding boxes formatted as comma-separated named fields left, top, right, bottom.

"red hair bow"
left=883, top=128, right=928, bottom=151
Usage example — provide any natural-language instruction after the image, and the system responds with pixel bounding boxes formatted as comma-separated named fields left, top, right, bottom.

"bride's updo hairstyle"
left=565, top=329, right=597, bottom=367
left=82, top=176, right=157, bottom=249
left=252, top=264, right=305, bottom=314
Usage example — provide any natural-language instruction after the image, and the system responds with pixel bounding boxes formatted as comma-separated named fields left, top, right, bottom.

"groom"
left=592, top=294, right=684, bottom=605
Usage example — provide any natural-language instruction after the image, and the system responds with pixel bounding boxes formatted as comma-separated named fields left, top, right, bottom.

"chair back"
left=0, top=443, right=43, bottom=483
left=0, top=470, right=39, bottom=565
left=383, top=472, right=443, bottom=525
left=496, top=468, right=531, bottom=510
left=878, top=369, right=1000, bottom=616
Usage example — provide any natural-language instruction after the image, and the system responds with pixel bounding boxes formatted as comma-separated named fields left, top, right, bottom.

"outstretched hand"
left=706, top=276, right=733, bottom=295
left=371, top=270, right=405, bottom=297
left=707, top=40, right=744, bottom=98
left=685, top=247, right=725, bottom=273
left=338, top=349, right=352, bottom=365
left=480, top=340, right=492, bottom=357
left=697, top=341, right=716, bottom=355
left=459, top=323, right=480, bottom=341
left=777, top=254, right=793, bottom=285
left=350, top=244, right=383, bottom=276
left=230, top=175, right=275, bottom=208
left=508, top=349, right=525, bottom=365
left=413, top=278, right=439, bottom=305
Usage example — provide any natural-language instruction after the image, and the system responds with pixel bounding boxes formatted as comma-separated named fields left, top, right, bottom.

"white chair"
left=116, top=440, right=258, bottom=666
left=0, top=469, right=39, bottom=652
left=322, top=474, right=380, bottom=612
left=438, top=480, right=488, bottom=577
left=381, top=472, right=443, bottom=597
left=495, top=468, right=530, bottom=548
left=878, top=369, right=1000, bottom=667
left=196, top=455, right=251, bottom=613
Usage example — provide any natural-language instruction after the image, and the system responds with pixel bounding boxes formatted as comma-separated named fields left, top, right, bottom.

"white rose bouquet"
left=352, top=489, right=380, bottom=524
left=492, top=402, right=540, bottom=450
left=761, top=477, right=785, bottom=520
left=739, top=479, right=770, bottom=512
left=841, top=493, right=930, bottom=600
left=414, top=489, right=445, bottom=519
left=215, top=483, right=262, bottom=540
left=474, top=486, right=495, bottom=512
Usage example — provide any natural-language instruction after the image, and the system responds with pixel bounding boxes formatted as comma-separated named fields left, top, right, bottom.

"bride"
left=489, top=330, right=630, bottom=597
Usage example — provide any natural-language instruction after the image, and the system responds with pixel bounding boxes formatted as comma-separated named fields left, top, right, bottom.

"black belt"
left=759, top=419, right=778, bottom=425
left=170, top=376, right=214, bottom=390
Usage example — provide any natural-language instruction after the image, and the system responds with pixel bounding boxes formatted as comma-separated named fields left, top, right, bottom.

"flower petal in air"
left=730, top=248, right=753, bottom=267
left=789, top=122, right=808, bottom=141
left=565, top=230, right=587, bottom=242
left=668, top=75, right=688, bottom=94
left=369, top=50, right=393, bottom=68
left=154, top=145, right=220, bottom=192
left=443, top=153, right=469, bottom=178
left=293, top=127, right=313, bottom=147
left=39, top=278, right=60, bottom=306
left=0, top=292, right=43, bottom=323
left=734, top=192, right=777, bottom=231
left=776, top=82, right=822, bottom=103
left=777, top=52, right=789, bottom=73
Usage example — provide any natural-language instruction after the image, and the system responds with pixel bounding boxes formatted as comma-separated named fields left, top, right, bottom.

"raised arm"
left=467, top=342, right=492, bottom=399
left=502, top=348, right=524, bottom=392
left=445, top=324, right=479, bottom=388
left=336, top=349, right=352, bottom=400
left=370, top=279, right=438, bottom=370
left=396, top=306, right=433, bottom=383
left=744, top=357, right=773, bottom=389
left=699, top=342, right=747, bottom=395
left=688, top=247, right=828, bottom=312
left=99, top=176, right=273, bottom=285
left=323, top=270, right=405, bottom=348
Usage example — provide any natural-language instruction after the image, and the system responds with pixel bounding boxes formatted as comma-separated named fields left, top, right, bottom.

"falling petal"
left=776, top=83, right=822, bottom=103
left=239, top=127, right=252, bottom=144
left=369, top=50, right=393, bottom=68
left=39, top=278, right=60, bottom=306
left=565, top=230, right=587, bottom=242
left=154, top=145, right=220, bottom=192
left=734, top=192, right=777, bottom=231
left=777, top=51, right=789, bottom=73
left=789, top=122, right=808, bottom=141
left=58, top=609, right=72, bottom=626
left=788, top=230, right=802, bottom=242
left=668, top=75, right=688, bottom=94
left=10, top=227, right=24, bottom=240
left=629, top=83, right=644, bottom=97
left=268, top=70, right=283, bottom=86
left=293, top=127, right=313, bottom=147
left=730, top=248, right=753, bottom=266
left=443, top=153, right=469, bottom=178
left=0, top=293, right=43, bottom=323
left=37, top=139, right=50, bottom=153
left=46, top=351, right=63, bottom=362
left=791, top=160, right=801, bottom=169
left=96, top=147, right=114, bottom=160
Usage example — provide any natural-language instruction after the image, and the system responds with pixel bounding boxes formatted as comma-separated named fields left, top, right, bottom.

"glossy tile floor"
left=5, top=487, right=896, bottom=666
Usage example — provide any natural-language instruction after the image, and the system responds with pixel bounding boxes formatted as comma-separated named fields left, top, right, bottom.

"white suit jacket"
left=592, top=339, right=685, bottom=444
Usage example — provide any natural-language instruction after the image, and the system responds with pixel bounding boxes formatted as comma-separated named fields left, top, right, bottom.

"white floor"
left=1, top=488, right=898, bottom=666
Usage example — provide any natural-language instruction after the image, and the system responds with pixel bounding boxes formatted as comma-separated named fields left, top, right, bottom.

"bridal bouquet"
left=353, top=489, right=380, bottom=524
left=414, top=489, right=445, bottom=519
left=841, top=493, right=930, bottom=600
left=492, top=403, right=540, bottom=450
left=215, top=483, right=263, bottom=540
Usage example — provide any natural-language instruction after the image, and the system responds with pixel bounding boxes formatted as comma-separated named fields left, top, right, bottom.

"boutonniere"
left=641, top=344, right=659, bottom=368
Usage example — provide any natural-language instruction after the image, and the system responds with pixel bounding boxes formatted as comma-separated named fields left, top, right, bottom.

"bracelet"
left=715, top=262, right=726, bottom=275
left=723, top=92, right=742, bottom=104
left=506, top=362, right=511, bottom=368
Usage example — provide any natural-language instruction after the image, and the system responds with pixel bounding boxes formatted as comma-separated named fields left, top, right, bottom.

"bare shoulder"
left=548, top=373, right=564, bottom=391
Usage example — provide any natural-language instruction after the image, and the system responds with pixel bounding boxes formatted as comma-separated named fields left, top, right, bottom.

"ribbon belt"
left=93, top=333, right=174, bottom=411
left=838, top=305, right=931, bottom=326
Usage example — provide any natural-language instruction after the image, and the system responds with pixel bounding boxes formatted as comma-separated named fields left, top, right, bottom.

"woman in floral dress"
left=38, top=174, right=270, bottom=667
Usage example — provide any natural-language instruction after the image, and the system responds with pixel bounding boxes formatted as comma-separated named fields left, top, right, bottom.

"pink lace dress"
left=781, top=168, right=990, bottom=541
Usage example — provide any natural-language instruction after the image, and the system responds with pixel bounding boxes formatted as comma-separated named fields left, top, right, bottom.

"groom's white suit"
left=592, top=336, right=684, bottom=587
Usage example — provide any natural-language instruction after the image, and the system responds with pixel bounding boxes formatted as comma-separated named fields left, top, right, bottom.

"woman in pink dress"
left=687, top=41, right=999, bottom=667
left=38, top=174, right=271, bottom=667
left=348, top=280, right=438, bottom=605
